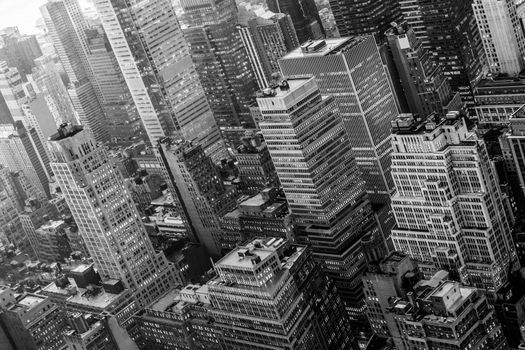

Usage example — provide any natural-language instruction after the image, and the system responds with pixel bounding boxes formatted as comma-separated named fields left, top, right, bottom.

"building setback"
left=390, top=112, right=518, bottom=293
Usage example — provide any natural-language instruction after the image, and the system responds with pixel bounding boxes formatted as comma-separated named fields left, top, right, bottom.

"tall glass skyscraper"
left=258, top=77, right=377, bottom=317
left=93, top=0, right=226, bottom=161
left=279, top=37, right=398, bottom=204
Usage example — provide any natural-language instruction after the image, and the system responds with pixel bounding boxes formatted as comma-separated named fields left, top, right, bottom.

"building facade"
left=390, top=113, right=518, bottom=293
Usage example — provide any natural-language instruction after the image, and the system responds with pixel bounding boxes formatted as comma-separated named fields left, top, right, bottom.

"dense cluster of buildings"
left=3, top=0, right=525, bottom=349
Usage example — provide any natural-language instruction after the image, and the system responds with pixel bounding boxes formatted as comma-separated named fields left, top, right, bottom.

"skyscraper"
left=180, top=0, right=259, bottom=132
left=472, top=0, right=525, bottom=75
left=257, top=77, right=376, bottom=316
left=0, top=28, right=42, bottom=80
left=399, top=0, right=487, bottom=106
left=326, top=0, right=400, bottom=41
left=385, top=22, right=453, bottom=118
left=158, top=139, right=239, bottom=257
left=92, top=0, right=226, bottom=161
left=40, top=0, right=109, bottom=143
left=237, top=7, right=299, bottom=89
left=48, top=124, right=181, bottom=307
left=390, top=112, right=518, bottom=293
left=279, top=37, right=398, bottom=203
left=266, top=0, right=324, bottom=43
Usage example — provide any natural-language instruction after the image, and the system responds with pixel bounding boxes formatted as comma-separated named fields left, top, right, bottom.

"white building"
left=390, top=112, right=518, bottom=292
left=473, top=0, right=525, bottom=75
left=48, top=124, right=181, bottom=307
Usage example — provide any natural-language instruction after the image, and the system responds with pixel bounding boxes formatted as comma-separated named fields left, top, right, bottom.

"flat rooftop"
left=282, top=37, right=363, bottom=59
left=217, top=237, right=286, bottom=269
left=42, top=278, right=125, bottom=309
left=256, top=78, right=312, bottom=99
left=15, top=294, right=45, bottom=309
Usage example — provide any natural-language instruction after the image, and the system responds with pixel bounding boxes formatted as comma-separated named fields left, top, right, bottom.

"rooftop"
left=282, top=37, right=364, bottom=59
left=256, top=78, right=311, bottom=99
left=48, top=123, right=83, bottom=141
left=217, top=237, right=286, bottom=269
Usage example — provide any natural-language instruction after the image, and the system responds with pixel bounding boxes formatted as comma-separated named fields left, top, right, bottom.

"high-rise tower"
left=266, top=0, right=324, bottom=43
left=48, top=124, right=181, bottom=307
left=180, top=0, right=259, bottom=133
left=40, top=0, right=109, bottom=143
left=92, top=0, right=226, bottom=161
left=257, top=77, right=377, bottom=316
left=279, top=37, right=398, bottom=203
left=472, top=0, right=525, bottom=75
left=390, top=112, right=518, bottom=293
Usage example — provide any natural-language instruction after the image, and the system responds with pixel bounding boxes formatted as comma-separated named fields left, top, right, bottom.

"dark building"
left=220, top=188, right=293, bottom=251
left=181, top=0, right=259, bottom=134
left=266, top=0, right=325, bottom=43
left=327, top=0, right=400, bottom=42
left=385, top=22, right=454, bottom=118
left=234, top=132, right=279, bottom=195
left=400, top=0, right=487, bottom=108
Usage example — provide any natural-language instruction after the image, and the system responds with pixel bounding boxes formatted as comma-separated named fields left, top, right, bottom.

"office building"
left=399, top=0, right=487, bottom=106
left=234, top=132, right=279, bottom=194
left=266, top=0, right=324, bottom=43
left=158, top=139, right=239, bottom=257
left=180, top=0, right=259, bottom=132
left=374, top=270, right=507, bottom=349
left=279, top=37, right=398, bottom=203
left=0, top=122, right=50, bottom=198
left=327, top=0, right=400, bottom=41
left=237, top=6, right=299, bottom=88
left=0, top=290, right=67, bottom=350
left=504, top=105, right=525, bottom=203
left=0, top=28, right=42, bottom=80
left=472, top=0, right=525, bottom=75
left=48, top=124, right=181, bottom=307
left=257, top=77, right=377, bottom=315
left=474, top=76, right=525, bottom=126
left=34, top=220, right=72, bottom=263
left=390, top=112, right=517, bottom=293
left=92, top=0, right=226, bottom=161
left=84, top=27, right=142, bottom=139
left=40, top=0, right=109, bottom=143
left=220, top=188, right=293, bottom=250
left=137, top=238, right=357, bottom=349
left=385, top=22, right=453, bottom=118
left=32, top=54, right=78, bottom=128
left=0, top=188, right=32, bottom=255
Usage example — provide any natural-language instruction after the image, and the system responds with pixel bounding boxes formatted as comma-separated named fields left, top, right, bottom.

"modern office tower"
left=326, top=0, right=400, bottom=41
left=399, top=0, right=487, bottom=107
left=257, top=77, right=376, bottom=315
left=84, top=27, right=142, bottom=139
left=0, top=28, right=42, bottom=80
left=220, top=188, right=293, bottom=250
left=48, top=124, right=181, bottom=307
left=32, top=55, right=78, bottom=128
left=137, top=238, right=357, bottom=349
left=0, top=291, right=67, bottom=350
left=237, top=6, right=299, bottom=89
left=362, top=251, right=420, bottom=346
left=0, top=123, right=50, bottom=198
left=158, top=139, right=239, bottom=257
left=390, top=113, right=517, bottom=293
left=180, top=0, right=258, bottom=133
left=473, top=0, right=525, bottom=75
left=234, top=132, right=279, bottom=194
left=266, top=0, right=324, bottom=43
left=279, top=37, right=398, bottom=203
left=92, top=0, right=226, bottom=162
left=40, top=0, right=109, bottom=143
left=385, top=22, right=453, bottom=118
left=377, top=271, right=507, bottom=349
